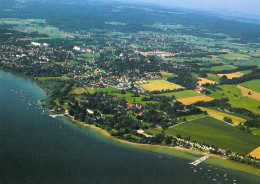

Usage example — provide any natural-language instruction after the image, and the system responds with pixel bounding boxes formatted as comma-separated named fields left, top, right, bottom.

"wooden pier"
left=189, top=155, right=210, bottom=166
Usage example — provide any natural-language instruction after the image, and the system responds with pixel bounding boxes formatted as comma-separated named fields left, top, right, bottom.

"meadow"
left=166, top=116, right=260, bottom=154
left=198, top=107, right=247, bottom=126
left=140, top=80, right=183, bottom=92
left=240, top=79, right=260, bottom=93
left=208, top=85, right=260, bottom=114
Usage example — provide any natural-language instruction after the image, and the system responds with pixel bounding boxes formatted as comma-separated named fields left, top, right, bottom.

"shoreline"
left=66, top=115, right=260, bottom=176
left=2, top=69, right=260, bottom=176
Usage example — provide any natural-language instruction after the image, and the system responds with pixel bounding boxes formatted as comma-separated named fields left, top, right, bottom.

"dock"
left=189, top=155, right=210, bottom=166
left=49, top=114, right=64, bottom=118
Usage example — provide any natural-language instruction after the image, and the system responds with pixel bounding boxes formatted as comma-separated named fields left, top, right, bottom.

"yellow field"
left=70, top=87, right=88, bottom=95
left=249, top=147, right=260, bottom=159
left=140, top=80, right=183, bottom=91
left=198, top=107, right=246, bottom=126
left=160, top=71, right=173, bottom=76
left=177, top=96, right=214, bottom=105
left=197, top=78, right=216, bottom=86
left=217, top=72, right=244, bottom=79
left=237, top=85, right=260, bottom=102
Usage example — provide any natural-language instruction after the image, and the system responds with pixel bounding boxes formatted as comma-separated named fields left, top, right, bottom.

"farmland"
left=240, top=79, right=260, bottom=93
left=177, top=96, right=214, bottom=105
left=221, top=53, right=250, bottom=60
left=208, top=85, right=260, bottom=114
left=249, top=147, right=260, bottom=159
left=70, top=87, right=88, bottom=95
left=211, top=65, right=236, bottom=72
left=160, top=71, right=176, bottom=78
left=140, top=79, right=183, bottom=92
left=217, top=72, right=244, bottom=79
left=198, top=106, right=247, bottom=126
left=237, top=85, right=260, bottom=102
left=205, top=73, right=220, bottom=83
left=166, top=116, right=260, bottom=154
left=197, top=77, right=216, bottom=86
left=157, top=90, right=203, bottom=98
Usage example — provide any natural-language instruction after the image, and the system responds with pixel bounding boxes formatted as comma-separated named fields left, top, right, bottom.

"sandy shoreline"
left=64, top=115, right=260, bottom=176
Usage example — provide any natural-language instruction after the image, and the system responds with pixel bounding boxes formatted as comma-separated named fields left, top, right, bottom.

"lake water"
left=0, top=70, right=259, bottom=184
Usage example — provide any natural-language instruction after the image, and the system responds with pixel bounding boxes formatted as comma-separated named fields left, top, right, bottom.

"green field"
left=81, top=53, right=100, bottom=59
left=35, top=77, right=67, bottom=82
left=210, top=65, right=236, bottom=72
left=182, top=114, right=206, bottom=121
left=208, top=85, right=260, bottom=114
left=250, top=128, right=260, bottom=136
left=205, top=73, right=220, bottom=83
left=222, top=53, right=250, bottom=60
left=166, top=116, right=260, bottom=154
left=157, top=90, right=203, bottom=99
left=240, top=79, right=260, bottom=93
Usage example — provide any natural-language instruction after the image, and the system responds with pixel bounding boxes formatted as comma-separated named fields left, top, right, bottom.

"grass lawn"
left=140, top=79, right=183, bottom=92
left=208, top=85, right=260, bottom=114
left=166, top=116, right=260, bottom=154
left=157, top=90, right=202, bottom=99
left=198, top=107, right=246, bottom=126
left=240, top=79, right=260, bottom=93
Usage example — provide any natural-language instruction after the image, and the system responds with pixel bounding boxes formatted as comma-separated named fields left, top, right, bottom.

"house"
left=73, top=46, right=81, bottom=51
left=31, top=42, right=41, bottom=47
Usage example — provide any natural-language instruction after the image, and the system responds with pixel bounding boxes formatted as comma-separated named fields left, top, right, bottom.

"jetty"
left=189, top=155, right=210, bottom=166
left=49, top=114, right=64, bottom=118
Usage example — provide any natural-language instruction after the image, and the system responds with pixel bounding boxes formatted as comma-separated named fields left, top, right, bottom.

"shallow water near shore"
left=0, top=70, right=259, bottom=184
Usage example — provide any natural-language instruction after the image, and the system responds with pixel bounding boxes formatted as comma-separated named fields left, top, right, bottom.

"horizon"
left=118, top=0, right=260, bottom=17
